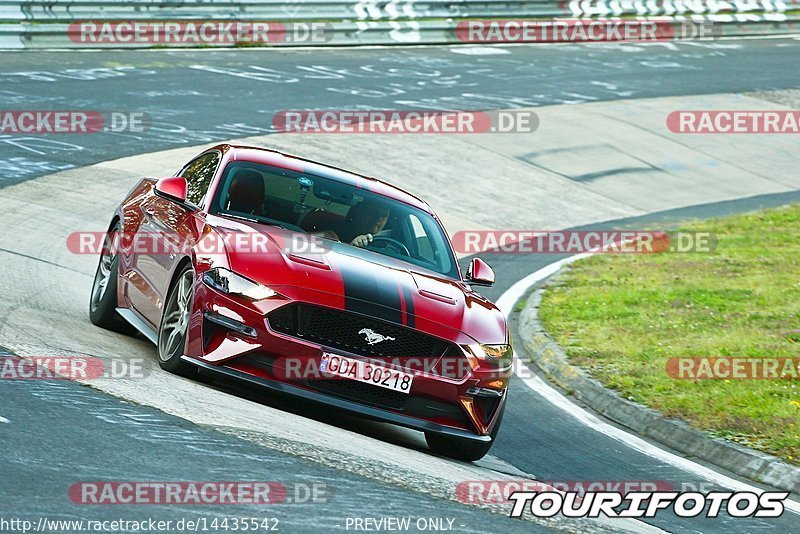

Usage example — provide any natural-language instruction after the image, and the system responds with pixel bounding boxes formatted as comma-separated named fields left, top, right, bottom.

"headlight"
left=465, top=343, right=513, bottom=369
left=481, top=344, right=513, bottom=367
left=202, top=267, right=277, bottom=301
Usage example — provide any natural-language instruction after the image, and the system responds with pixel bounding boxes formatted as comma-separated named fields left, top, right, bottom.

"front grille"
left=268, top=303, right=451, bottom=359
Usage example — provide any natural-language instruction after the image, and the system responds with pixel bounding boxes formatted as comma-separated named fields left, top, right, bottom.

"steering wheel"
left=369, top=236, right=411, bottom=257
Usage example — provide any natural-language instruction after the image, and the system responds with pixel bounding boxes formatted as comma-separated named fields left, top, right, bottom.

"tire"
left=89, top=222, right=136, bottom=335
left=425, top=402, right=505, bottom=462
left=157, top=264, right=197, bottom=377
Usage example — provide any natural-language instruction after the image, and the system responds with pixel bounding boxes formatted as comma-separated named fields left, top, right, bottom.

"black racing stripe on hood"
left=341, top=260, right=403, bottom=325
left=400, top=283, right=415, bottom=329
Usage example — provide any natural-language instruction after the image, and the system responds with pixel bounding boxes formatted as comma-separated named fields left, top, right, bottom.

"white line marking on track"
left=0, top=416, right=9, bottom=423
left=496, top=254, right=800, bottom=515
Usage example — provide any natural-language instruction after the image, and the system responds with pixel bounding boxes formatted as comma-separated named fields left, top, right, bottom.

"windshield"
left=209, top=161, right=458, bottom=279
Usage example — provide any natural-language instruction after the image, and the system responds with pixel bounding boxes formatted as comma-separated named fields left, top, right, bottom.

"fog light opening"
left=203, top=311, right=257, bottom=338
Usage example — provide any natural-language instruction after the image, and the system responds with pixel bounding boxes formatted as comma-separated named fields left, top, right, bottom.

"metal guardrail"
left=0, top=0, right=798, bottom=48
left=3, top=0, right=799, bottom=22
left=2, top=1, right=568, bottom=23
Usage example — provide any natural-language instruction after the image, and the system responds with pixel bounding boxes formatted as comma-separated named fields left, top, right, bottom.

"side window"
left=180, top=152, right=220, bottom=206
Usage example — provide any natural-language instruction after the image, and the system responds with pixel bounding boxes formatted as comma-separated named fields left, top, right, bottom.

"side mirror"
left=154, top=176, right=190, bottom=206
left=466, top=257, right=495, bottom=287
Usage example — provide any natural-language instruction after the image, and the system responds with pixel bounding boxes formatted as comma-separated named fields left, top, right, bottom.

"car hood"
left=208, top=219, right=507, bottom=344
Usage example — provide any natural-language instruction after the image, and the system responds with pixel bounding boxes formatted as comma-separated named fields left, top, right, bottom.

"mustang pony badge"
left=359, top=328, right=396, bottom=345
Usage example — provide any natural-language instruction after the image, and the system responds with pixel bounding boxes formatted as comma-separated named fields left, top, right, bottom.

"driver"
left=316, top=200, right=390, bottom=248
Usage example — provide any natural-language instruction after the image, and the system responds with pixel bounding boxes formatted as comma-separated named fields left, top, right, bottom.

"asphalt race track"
left=2, top=40, right=800, bottom=185
left=0, top=361, right=553, bottom=533
left=1, top=39, right=800, bottom=533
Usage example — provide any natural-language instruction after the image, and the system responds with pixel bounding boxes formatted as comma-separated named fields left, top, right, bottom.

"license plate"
left=320, top=352, right=414, bottom=394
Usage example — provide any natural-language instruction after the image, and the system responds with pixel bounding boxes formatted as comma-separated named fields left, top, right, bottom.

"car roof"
left=216, top=144, right=434, bottom=214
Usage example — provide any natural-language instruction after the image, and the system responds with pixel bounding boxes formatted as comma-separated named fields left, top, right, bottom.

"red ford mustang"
left=89, top=144, right=511, bottom=461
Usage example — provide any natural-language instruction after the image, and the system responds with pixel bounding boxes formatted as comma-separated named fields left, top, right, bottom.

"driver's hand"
left=350, top=233, right=373, bottom=247
left=312, top=230, right=340, bottom=241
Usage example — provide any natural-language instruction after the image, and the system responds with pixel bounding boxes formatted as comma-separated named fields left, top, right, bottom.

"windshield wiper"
left=221, top=212, right=286, bottom=229
left=221, top=212, right=258, bottom=224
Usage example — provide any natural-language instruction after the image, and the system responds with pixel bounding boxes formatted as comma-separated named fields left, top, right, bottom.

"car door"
left=129, top=151, right=220, bottom=327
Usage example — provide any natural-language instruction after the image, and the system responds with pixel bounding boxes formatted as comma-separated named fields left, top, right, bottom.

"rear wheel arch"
left=88, top=218, right=136, bottom=335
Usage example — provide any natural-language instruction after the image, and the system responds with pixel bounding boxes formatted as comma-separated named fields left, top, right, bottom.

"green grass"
left=538, top=204, right=800, bottom=464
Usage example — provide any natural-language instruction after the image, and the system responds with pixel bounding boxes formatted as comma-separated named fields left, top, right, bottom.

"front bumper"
left=182, top=355, right=494, bottom=442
